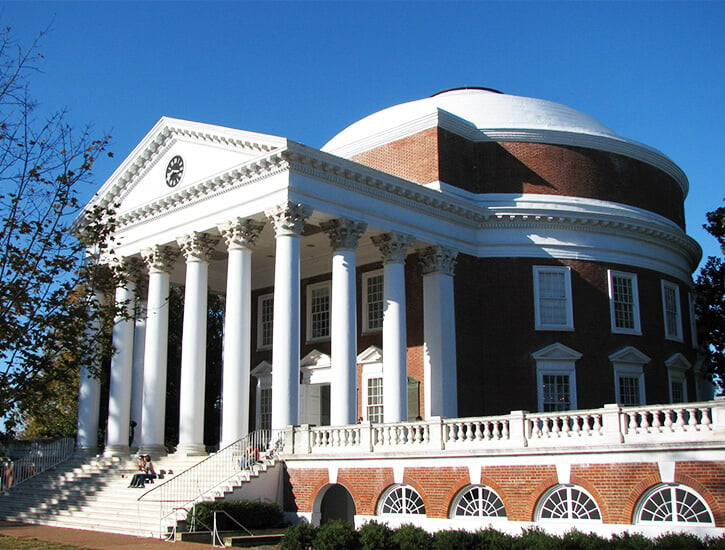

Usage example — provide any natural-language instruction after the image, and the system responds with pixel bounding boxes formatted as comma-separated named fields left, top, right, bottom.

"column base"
left=103, top=444, right=131, bottom=458
left=74, top=446, right=99, bottom=457
left=138, top=444, right=168, bottom=458
left=175, top=443, right=207, bottom=456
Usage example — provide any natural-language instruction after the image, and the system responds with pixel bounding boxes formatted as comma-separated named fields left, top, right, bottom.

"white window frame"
left=532, top=343, right=581, bottom=412
left=306, top=280, right=331, bottom=342
left=256, top=293, right=274, bottom=350
left=533, top=266, right=574, bottom=331
left=609, top=347, right=650, bottom=406
left=362, top=269, right=384, bottom=333
left=361, top=362, right=384, bottom=423
left=251, top=361, right=272, bottom=430
left=535, top=484, right=602, bottom=522
left=688, top=292, right=698, bottom=349
left=608, top=271, right=641, bottom=335
left=661, top=280, right=683, bottom=342
left=665, top=353, right=691, bottom=404
left=635, top=483, right=714, bottom=526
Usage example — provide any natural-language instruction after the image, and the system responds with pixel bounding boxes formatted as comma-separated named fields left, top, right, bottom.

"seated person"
left=128, top=455, right=156, bottom=488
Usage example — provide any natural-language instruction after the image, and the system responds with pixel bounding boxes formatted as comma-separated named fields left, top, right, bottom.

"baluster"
left=562, top=415, right=571, bottom=435
left=491, top=421, right=499, bottom=440
left=466, top=423, right=475, bottom=441
left=687, top=408, right=698, bottom=427
left=501, top=421, right=509, bottom=439
left=663, top=409, right=673, bottom=430
left=542, top=418, right=551, bottom=436
left=476, top=422, right=485, bottom=441
left=675, top=409, right=686, bottom=429
left=641, top=411, right=651, bottom=430
left=572, top=415, right=581, bottom=435
left=701, top=407, right=712, bottom=427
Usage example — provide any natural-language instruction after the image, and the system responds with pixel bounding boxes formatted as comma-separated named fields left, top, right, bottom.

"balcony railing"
left=1, top=437, right=75, bottom=490
left=281, top=399, right=725, bottom=457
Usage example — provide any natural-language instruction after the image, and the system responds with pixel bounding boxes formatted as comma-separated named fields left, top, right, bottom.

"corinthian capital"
left=177, top=232, right=220, bottom=262
left=141, top=245, right=179, bottom=273
left=321, top=218, right=368, bottom=251
left=371, top=232, right=415, bottom=264
left=419, top=246, right=458, bottom=276
left=265, top=202, right=312, bottom=237
left=218, top=218, right=265, bottom=250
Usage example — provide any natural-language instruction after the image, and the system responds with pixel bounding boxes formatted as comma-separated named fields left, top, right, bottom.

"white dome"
left=322, top=88, right=624, bottom=155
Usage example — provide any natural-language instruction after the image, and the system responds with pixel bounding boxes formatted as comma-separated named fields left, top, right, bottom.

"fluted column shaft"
left=177, top=233, right=219, bottom=456
left=218, top=219, right=264, bottom=447
left=140, top=245, right=178, bottom=456
left=420, top=246, right=458, bottom=419
left=372, top=232, right=414, bottom=423
left=322, top=218, right=367, bottom=426
left=267, top=203, right=311, bottom=430
left=105, top=268, right=138, bottom=457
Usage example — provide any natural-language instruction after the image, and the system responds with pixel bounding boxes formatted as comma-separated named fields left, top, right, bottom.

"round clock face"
left=165, top=155, right=184, bottom=187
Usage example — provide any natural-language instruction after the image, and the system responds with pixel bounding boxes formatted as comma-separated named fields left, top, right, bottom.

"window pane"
left=260, top=388, right=272, bottom=430
left=260, top=295, right=274, bottom=347
left=671, top=381, right=684, bottom=403
left=613, top=276, right=635, bottom=329
left=664, top=284, right=680, bottom=338
left=367, top=377, right=384, bottom=423
left=542, top=375, right=570, bottom=411
left=539, top=271, right=567, bottom=326
left=619, top=376, right=641, bottom=405
left=310, top=285, right=330, bottom=339
left=366, top=274, right=384, bottom=330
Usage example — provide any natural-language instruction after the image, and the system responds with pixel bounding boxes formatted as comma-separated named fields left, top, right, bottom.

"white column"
left=322, top=218, right=367, bottom=426
left=130, top=298, right=147, bottom=449
left=104, top=260, right=139, bottom=457
left=372, top=232, right=414, bottom=423
left=218, top=219, right=264, bottom=447
left=76, top=290, right=104, bottom=454
left=420, top=246, right=458, bottom=419
left=176, top=232, right=219, bottom=456
left=139, top=245, right=178, bottom=457
left=266, top=202, right=311, bottom=430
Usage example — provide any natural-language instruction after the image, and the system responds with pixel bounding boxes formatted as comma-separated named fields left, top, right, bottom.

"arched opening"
left=319, top=484, right=356, bottom=525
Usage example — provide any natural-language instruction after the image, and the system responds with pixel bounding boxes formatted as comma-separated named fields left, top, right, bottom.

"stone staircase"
left=0, top=452, right=271, bottom=538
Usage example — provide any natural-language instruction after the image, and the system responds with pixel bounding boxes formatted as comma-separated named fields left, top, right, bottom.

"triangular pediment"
left=89, top=117, right=287, bottom=218
left=609, top=346, right=651, bottom=366
left=357, top=345, right=383, bottom=364
left=531, top=342, right=582, bottom=361
left=664, top=352, right=692, bottom=372
left=300, top=349, right=331, bottom=369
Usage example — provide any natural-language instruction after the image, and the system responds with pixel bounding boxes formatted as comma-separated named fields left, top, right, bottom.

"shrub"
left=608, top=532, right=655, bottom=550
left=516, top=527, right=562, bottom=550
left=187, top=499, right=283, bottom=530
left=561, top=529, right=610, bottom=549
left=359, top=520, right=396, bottom=550
left=475, top=526, right=516, bottom=550
left=313, top=520, right=360, bottom=550
left=392, top=524, right=432, bottom=550
left=281, top=520, right=318, bottom=550
left=655, top=532, right=707, bottom=550
left=707, top=533, right=725, bottom=549
left=433, top=528, right=477, bottom=550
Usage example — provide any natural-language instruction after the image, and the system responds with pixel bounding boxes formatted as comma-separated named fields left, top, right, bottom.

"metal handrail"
left=139, top=429, right=285, bottom=531
left=1, top=437, right=75, bottom=490
left=211, top=509, right=253, bottom=547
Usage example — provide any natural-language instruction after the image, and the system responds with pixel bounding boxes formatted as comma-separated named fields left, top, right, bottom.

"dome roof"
left=322, top=87, right=625, bottom=155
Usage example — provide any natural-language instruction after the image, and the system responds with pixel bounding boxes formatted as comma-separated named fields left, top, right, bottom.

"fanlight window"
left=636, top=484, right=713, bottom=525
left=537, top=485, right=601, bottom=521
left=451, top=485, right=507, bottom=519
left=379, top=484, right=426, bottom=515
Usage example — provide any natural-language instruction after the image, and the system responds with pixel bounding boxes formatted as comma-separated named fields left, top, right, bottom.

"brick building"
left=76, top=88, right=723, bottom=537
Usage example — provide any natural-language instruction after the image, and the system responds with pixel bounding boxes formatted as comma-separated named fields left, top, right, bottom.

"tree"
left=0, top=27, right=117, bottom=435
left=694, top=202, right=725, bottom=390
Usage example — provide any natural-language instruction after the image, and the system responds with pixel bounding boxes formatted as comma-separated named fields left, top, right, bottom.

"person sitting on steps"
left=128, top=454, right=156, bottom=488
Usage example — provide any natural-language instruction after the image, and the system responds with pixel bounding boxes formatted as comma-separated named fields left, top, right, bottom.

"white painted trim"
left=661, top=280, right=684, bottom=342
left=608, top=271, right=642, bottom=335
left=532, top=266, right=574, bottom=331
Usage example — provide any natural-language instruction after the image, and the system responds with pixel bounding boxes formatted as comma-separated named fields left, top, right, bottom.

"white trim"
left=361, top=269, right=384, bottom=334
left=532, top=266, right=574, bottom=331
left=661, top=280, right=684, bottom=342
left=608, top=271, right=641, bottom=335
left=256, top=293, right=274, bottom=350
left=361, top=362, right=384, bottom=423
left=665, top=353, right=691, bottom=403
left=532, top=343, right=581, bottom=412
left=609, top=347, right=650, bottom=406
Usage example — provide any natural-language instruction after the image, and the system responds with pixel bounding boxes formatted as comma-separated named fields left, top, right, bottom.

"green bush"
left=281, top=521, right=318, bottom=550
left=707, top=533, right=725, bottom=549
left=516, top=527, right=562, bottom=550
left=313, top=520, right=360, bottom=550
left=359, top=520, right=396, bottom=550
left=186, top=499, right=283, bottom=531
left=561, top=529, right=610, bottom=549
left=608, top=532, right=654, bottom=550
left=475, top=526, right=516, bottom=550
left=654, top=532, right=707, bottom=550
left=392, top=523, right=432, bottom=550
left=433, top=528, right=477, bottom=550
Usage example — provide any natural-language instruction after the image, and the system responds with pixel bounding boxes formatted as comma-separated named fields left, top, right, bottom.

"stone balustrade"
left=281, top=398, right=725, bottom=457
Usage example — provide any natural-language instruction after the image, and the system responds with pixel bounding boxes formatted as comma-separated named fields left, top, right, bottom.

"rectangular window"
left=307, top=281, right=331, bottom=341
left=533, top=266, right=574, bottom=330
left=671, top=380, right=685, bottom=403
left=366, top=377, right=384, bottom=423
left=257, top=294, right=274, bottom=349
left=363, top=271, right=384, bottom=332
left=662, top=281, right=683, bottom=341
left=259, top=388, right=272, bottom=430
left=618, top=376, right=642, bottom=406
left=608, top=271, right=641, bottom=334
left=542, top=374, right=571, bottom=412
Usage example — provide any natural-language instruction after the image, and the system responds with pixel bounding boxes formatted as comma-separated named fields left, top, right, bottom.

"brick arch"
left=569, top=473, right=609, bottom=523
left=442, top=478, right=480, bottom=519
left=311, top=481, right=357, bottom=517
left=674, top=471, right=724, bottom=526
left=525, top=474, right=561, bottom=521
left=337, top=467, right=395, bottom=516
left=621, top=474, right=664, bottom=523
left=478, top=474, right=512, bottom=517
left=400, top=475, right=432, bottom=516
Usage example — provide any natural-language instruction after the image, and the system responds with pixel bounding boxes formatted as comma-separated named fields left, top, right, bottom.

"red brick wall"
left=336, top=468, right=395, bottom=515
left=481, top=465, right=558, bottom=521
left=677, top=461, right=725, bottom=526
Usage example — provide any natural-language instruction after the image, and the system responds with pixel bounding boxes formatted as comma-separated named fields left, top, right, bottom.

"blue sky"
left=4, top=1, right=724, bottom=272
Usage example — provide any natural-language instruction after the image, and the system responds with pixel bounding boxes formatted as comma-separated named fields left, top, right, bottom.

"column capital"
left=371, top=232, right=415, bottom=264
left=266, top=202, right=312, bottom=237
left=321, top=218, right=368, bottom=250
left=177, top=232, right=220, bottom=263
left=419, top=246, right=458, bottom=276
left=141, top=245, right=179, bottom=273
left=218, top=218, right=265, bottom=250
left=109, top=255, right=146, bottom=285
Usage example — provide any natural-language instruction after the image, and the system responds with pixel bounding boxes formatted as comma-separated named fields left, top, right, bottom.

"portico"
left=77, top=118, right=463, bottom=456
